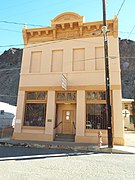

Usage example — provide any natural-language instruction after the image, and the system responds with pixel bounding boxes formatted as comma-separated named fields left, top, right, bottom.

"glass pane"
left=56, top=93, right=67, bottom=101
left=24, top=103, right=46, bottom=127
left=86, top=104, right=107, bottom=129
left=67, top=92, right=76, bottom=101
left=66, top=111, right=70, bottom=116
left=66, top=115, right=70, bottom=120
left=56, top=92, right=76, bottom=102
left=27, top=92, right=36, bottom=100
left=86, top=92, right=106, bottom=100
left=27, top=92, right=47, bottom=100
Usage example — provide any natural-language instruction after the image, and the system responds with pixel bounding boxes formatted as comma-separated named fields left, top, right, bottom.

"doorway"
left=56, top=104, right=76, bottom=134
left=62, top=110, right=74, bottom=134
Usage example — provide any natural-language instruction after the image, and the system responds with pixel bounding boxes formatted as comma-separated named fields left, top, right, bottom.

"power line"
left=0, top=37, right=104, bottom=49
left=0, top=44, right=23, bottom=48
left=0, top=56, right=134, bottom=70
left=0, top=28, right=21, bottom=33
left=117, top=0, right=126, bottom=16
left=0, top=68, right=20, bottom=72
left=0, top=94, right=17, bottom=98
left=127, top=25, right=135, bottom=39
left=0, top=20, right=43, bottom=27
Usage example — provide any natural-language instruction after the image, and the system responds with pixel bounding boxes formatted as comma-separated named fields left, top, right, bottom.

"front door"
left=62, top=110, right=74, bottom=134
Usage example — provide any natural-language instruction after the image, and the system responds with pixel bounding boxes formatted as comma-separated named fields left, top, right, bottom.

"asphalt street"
left=0, top=147, right=135, bottom=180
left=0, top=131, right=134, bottom=179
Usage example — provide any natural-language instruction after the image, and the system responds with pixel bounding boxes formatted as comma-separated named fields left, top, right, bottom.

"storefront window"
left=24, top=91, right=47, bottom=127
left=86, top=104, right=107, bottom=129
left=86, top=91, right=107, bottom=130
left=24, top=104, right=46, bottom=126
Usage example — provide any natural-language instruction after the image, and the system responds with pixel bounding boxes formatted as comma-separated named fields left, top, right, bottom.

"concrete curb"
left=0, top=139, right=135, bottom=154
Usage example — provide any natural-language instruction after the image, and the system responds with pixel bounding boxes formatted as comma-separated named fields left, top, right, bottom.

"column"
left=112, top=89, right=125, bottom=145
left=75, top=90, right=85, bottom=142
left=45, top=90, right=56, bottom=141
left=13, top=91, right=25, bottom=134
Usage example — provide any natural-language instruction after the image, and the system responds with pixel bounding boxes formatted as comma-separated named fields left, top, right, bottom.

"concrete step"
left=55, top=134, right=75, bottom=142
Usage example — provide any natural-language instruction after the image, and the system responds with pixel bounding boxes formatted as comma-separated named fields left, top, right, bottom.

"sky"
left=0, top=0, right=134, bottom=54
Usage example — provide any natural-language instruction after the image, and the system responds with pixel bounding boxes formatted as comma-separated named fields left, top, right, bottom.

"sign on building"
left=122, top=109, right=130, bottom=118
left=61, top=74, right=67, bottom=90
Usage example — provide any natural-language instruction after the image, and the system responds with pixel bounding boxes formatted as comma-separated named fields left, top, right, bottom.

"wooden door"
left=62, top=110, right=74, bottom=134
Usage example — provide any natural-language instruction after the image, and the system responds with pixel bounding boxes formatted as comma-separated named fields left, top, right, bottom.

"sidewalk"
left=0, top=138, right=135, bottom=154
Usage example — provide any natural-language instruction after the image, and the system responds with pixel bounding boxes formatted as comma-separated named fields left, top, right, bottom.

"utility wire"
left=0, top=94, right=17, bottom=97
left=127, top=25, right=135, bottom=39
left=0, top=56, right=134, bottom=71
left=0, top=28, right=21, bottom=33
left=117, top=0, right=126, bottom=16
left=0, top=20, right=43, bottom=27
left=0, top=30, right=134, bottom=49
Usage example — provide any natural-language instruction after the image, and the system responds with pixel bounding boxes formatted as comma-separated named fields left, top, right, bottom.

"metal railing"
left=72, top=121, right=76, bottom=130
left=53, top=121, right=62, bottom=129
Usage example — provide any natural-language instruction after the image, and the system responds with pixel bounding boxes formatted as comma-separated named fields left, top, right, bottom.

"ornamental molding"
left=51, top=12, right=84, bottom=26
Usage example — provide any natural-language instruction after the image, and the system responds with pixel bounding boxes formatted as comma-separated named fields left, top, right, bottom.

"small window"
left=86, top=92, right=106, bottom=100
left=66, top=111, right=70, bottom=121
left=125, top=105, right=128, bottom=110
left=27, top=92, right=47, bottom=100
left=56, top=92, right=76, bottom=102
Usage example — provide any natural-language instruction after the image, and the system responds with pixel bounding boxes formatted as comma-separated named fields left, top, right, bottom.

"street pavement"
left=125, top=130, right=135, bottom=147
left=0, top=147, right=134, bottom=180
left=0, top=131, right=134, bottom=179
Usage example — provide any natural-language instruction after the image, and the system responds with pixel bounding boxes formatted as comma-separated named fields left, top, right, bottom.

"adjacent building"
left=122, top=98, right=134, bottom=130
left=13, top=12, right=124, bottom=145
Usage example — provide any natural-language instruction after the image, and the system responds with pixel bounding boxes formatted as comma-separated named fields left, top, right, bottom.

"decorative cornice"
left=22, top=12, right=118, bottom=45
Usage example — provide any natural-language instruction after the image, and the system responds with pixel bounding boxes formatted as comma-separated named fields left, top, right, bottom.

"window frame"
left=23, top=91, right=47, bottom=128
left=85, top=91, right=107, bottom=130
left=56, top=91, right=77, bottom=104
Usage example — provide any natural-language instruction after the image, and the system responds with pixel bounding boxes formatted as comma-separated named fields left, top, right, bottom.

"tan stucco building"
left=122, top=98, right=134, bottom=130
left=13, top=12, right=124, bottom=145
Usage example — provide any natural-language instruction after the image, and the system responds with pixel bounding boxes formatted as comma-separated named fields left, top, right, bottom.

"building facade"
left=122, top=99, right=134, bottom=130
left=13, top=12, right=124, bottom=145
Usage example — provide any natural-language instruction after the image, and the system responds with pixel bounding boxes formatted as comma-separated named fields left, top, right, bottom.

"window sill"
left=22, top=126, right=45, bottom=130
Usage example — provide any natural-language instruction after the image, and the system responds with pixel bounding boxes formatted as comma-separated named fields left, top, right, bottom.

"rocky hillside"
left=120, top=39, right=135, bottom=99
left=0, top=39, right=135, bottom=105
left=0, top=48, right=22, bottom=105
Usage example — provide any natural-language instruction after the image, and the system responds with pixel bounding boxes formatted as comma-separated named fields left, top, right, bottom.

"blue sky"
left=0, top=0, right=134, bottom=54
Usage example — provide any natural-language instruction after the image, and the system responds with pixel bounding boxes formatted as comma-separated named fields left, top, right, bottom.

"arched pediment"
left=51, top=12, right=84, bottom=26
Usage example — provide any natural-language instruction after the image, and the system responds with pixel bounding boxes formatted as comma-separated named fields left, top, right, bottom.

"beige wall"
left=13, top=91, right=25, bottom=134
left=76, top=90, right=85, bottom=138
left=19, top=37, right=121, bottom=89
left=112, top=90, right=124, bottom=145
left=45, top=91, right=56, bottom=140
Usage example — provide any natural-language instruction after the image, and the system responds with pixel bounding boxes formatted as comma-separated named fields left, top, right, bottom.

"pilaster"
left=45, top=91, right=56, bottom=140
